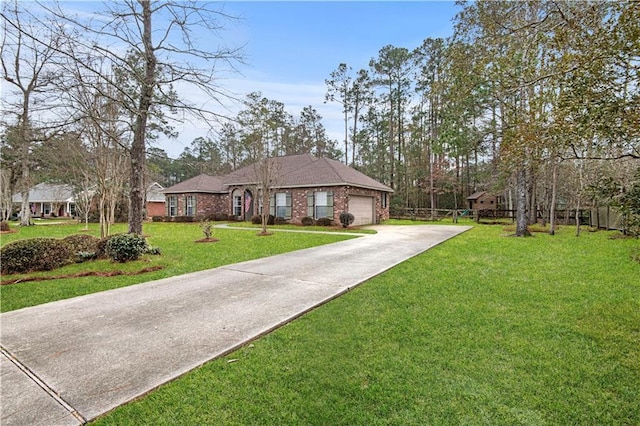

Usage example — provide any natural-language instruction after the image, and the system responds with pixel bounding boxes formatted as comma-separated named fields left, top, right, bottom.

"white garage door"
left=349, top=196, right=374, bottom=226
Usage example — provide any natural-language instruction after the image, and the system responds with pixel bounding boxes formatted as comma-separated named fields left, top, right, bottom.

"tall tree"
left=46, top=0, right=243, bottom=234
left=1, top=1, right=65, bottom=226
left=325, top=63, right=352, bottom=165
left=369, top=45, right=413, bottom=192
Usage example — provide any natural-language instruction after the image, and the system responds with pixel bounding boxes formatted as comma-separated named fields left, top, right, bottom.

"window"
left=270, top=192, right=291, bottom=218
left=381, top=192, right=388, bottom=209
left=308, top=191, right=333, bottom=219
left=167, top=196, right=177, bottom=216
left=185, top=195, right=195, bottom=216
left=233, top=195, right=242, bottom=217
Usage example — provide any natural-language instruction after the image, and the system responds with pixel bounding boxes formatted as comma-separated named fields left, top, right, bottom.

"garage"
left=348, top=195, right=375, bottom=226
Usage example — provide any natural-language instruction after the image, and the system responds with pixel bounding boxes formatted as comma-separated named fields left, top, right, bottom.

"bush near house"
left=301, top=216, right=314, bottom=226
left=339, top=211, right=355, bottom=228
left=274, top=216, right=288, bottom=225
left=315, top=218, right=334, bottom=227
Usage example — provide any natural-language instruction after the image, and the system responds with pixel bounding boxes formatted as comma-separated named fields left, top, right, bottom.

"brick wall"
left=165, top=193, right=229, bottom=217
left=287, top=186, right=390, bottom=225
left=164, top=187, right=390, bottom=224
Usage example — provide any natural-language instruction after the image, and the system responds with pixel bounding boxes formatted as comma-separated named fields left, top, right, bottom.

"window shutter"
left=269, top=193, right=275, bottom=216
left=327, top=191, right=334, bottom=219
left=285, top=193, right=292, bottom=219
left=193, top=196, right=197, bottom=216
left=307, top=192, right=314, bottom=217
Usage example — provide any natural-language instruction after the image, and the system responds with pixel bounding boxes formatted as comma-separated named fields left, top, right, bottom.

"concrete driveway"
left=0, top=225, right=470, bottom=425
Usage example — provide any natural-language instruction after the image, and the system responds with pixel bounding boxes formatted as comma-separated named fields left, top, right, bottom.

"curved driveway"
left=0, top=225, right=470, bottom=425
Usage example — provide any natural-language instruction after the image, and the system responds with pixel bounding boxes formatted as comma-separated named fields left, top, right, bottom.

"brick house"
left=145, top=182, right=167, bottom=218
left=162, top=154, right=393, bottom=225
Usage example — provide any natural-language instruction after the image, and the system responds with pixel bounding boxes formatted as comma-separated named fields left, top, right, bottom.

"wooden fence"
left=390, top=208, right=594, bottom=225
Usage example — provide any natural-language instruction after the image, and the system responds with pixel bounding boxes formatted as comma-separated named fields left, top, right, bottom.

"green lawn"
left=0, top=221, right=356, bottom=312
left=91, top=225, right=639, bottom=425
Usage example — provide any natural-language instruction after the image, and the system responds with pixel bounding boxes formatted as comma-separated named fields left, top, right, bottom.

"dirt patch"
left=1, top=265, right=164, bottom=286
left=195, top=238, right=219, bottom=243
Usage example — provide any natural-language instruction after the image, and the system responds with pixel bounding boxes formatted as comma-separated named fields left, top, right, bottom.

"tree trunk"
left=19, top=103, right=32, bottom=226
left=515, top=167, right=531, bottom=236
left=128, top=1, right=156, bottom=235
left=549, top=157, right=558, bottom=235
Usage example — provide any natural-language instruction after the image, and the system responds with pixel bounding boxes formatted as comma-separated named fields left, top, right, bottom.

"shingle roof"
left=12, top=183, right=74, bottom=203
left=163, top=154, right=393, bottom=194
left=223, top=154, right=393, bottom=192
left=161, top=174, right=226, bottom=194
left=467, top=191, right=488, bottom=200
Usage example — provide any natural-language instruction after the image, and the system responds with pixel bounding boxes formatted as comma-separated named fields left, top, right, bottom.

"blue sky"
left=164, top=1, right=461, bottom=158
left=3, top=1, right=461, bottom=158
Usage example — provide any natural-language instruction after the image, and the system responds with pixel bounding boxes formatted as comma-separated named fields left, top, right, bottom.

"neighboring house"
left=467, top=191, right=497, bottom=211
left=145, top=182, right=166, bottom=218
left=162, top=154, right=393, bottom=226
left=12, top=183, right=75, bottom=217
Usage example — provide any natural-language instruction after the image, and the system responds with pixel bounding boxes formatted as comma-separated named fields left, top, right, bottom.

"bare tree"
left=43, top=0, right=243, bottom=234
left=1, top=1, right=65, bottom=226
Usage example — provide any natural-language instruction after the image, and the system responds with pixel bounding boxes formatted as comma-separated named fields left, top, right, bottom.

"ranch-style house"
left=162, top=154, right=393, bottom=226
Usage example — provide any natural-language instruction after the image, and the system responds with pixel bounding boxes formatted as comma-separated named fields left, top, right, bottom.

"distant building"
left=145, top=182, right=166, bottom=218
left=466, top=191, right=497, bottom=211
left=12, top=183, right=75, bottom=217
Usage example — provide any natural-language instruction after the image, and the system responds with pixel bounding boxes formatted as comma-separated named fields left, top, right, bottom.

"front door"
left=243, top=190, right=254, bottom=220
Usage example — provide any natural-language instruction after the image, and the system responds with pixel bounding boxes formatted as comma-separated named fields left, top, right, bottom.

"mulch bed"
left=195, top=238, right=219, bottom=243
left=1, top=265, right=164, bottom=286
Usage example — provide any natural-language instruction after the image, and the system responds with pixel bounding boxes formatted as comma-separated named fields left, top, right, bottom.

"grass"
left=224, top=222, right=378, bottom=234
left=91, top=224, right=639, bottom=425
left=0, top=221, right=356, bottom=312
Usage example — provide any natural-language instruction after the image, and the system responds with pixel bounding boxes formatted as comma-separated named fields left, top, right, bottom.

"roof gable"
left=162, top=174, right=226, bottom=194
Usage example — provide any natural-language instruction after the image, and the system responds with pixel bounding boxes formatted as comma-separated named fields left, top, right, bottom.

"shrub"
left=75, top=251, right=98, bottom=262
left=145, top=246, right=162, bottom=256
left=274, top=216, right=288, bottom=225
left=251, top=215, right=275, bottom=225
left=339, top=211, right=355, bottom=228
left=301, top=216, right=314, bottom=226
left=63, top=234, right=101, bottom=263
left=213, top=213, right=228, bottom=221
left=1, top=238, right=72, bottom=274
left=96, top=236, right=111, bottom=259
left=105, top=233, right=148, bottom=262
left=63, top=234, right=101, bottom=254
left=315, top=217, right=333, bottom=227
left=173, top=216, right=194, bottom=223
left=0, top=221, right=10, bottom=232
left=151, top=216, right=166, bottom=222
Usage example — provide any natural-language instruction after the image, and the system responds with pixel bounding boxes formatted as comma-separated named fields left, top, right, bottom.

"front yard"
left=90, top=224, right=639, bottom=425
left=0, top=222, right=356, bottom=312
left=2, top=221, right=638, bottom=424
